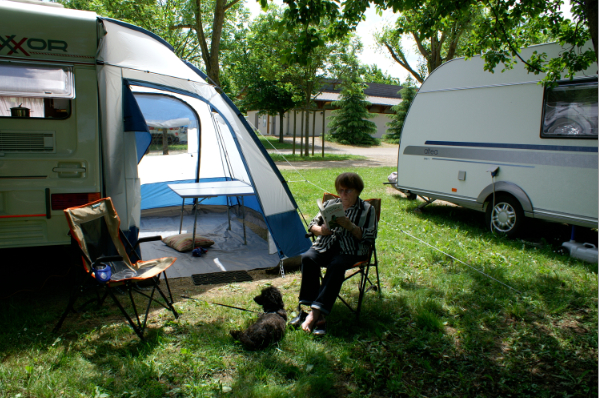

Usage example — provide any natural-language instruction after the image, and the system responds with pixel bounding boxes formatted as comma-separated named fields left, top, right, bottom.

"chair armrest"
left=136, top=235, right=163, bottom=246
left=133, top=235, right=162, bottom=251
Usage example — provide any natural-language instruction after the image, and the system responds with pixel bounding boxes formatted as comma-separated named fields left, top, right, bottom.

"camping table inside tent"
left=168, top=180, right=255, bottom=246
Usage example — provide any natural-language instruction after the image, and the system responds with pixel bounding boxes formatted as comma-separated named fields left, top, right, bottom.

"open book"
left=317, top=198, right=345, bottom=230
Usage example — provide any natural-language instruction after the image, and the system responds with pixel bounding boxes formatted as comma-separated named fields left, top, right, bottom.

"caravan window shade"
left=0, top=64, right=74, bottom=98
left=542, top=81, right=598, bottom=138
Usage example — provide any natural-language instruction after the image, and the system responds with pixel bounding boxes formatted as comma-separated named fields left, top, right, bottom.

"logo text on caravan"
left=0, top=35, right=68, bottom=56
left=423, top=148, right=438, bottom=156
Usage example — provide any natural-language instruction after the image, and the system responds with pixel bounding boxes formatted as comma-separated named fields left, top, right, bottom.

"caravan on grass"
left=0, top=0, right=311, bottom=259
left=395, top=42, right=598, bottom=237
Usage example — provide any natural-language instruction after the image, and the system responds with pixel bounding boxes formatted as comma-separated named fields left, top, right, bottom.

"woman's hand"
left=335, top=216, right=353, bottom=231
left=311, top=225, right=332, bottom=236
left=336, top=216, right=362, bottom=239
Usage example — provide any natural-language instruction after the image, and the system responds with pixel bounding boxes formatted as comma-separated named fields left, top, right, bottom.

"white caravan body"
left=0, top=1, right=311, bottom=258
left=396, top=43, right=598, bottom=233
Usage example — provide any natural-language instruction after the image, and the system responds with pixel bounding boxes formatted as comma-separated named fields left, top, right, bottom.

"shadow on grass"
left=332, top=264, right=598, bottom=397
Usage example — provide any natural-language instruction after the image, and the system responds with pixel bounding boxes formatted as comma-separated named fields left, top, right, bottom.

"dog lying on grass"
left=230, top=286, right=287, bottom=350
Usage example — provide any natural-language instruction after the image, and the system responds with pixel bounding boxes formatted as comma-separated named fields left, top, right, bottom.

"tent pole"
left=242, top=196, right=246, bottom=245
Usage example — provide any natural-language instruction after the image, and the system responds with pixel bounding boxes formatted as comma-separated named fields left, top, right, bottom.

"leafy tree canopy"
left=383, top=76, right=417, bottom=143
left=272, top=0, right=597, bottom=85
left=361, top=64, right=402, bottom=85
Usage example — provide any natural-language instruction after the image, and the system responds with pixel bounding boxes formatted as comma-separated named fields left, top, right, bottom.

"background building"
left=246, top=81, right=402, bottom=139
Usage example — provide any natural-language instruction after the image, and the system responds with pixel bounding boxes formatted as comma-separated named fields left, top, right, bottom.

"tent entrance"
left=139, top=205, right=279, bottom=278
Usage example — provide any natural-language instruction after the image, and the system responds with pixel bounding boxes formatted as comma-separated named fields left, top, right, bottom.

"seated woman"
left=292, top=172, right=378, bottom=334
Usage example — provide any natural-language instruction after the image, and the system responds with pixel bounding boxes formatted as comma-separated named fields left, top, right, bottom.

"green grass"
left=1, top=166, right=597, bottom=398
left=258, top=136, right=296, bottom=150
left=148, top=143, right=188, bottom=152
left=270, top=153, right=366, bottom=162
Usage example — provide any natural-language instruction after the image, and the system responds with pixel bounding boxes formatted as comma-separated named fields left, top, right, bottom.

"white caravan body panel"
left=396, top=42, right=598, bottom=229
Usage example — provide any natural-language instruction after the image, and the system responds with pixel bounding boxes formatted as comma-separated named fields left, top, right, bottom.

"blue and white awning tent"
left=96, top=18, right=311, bottom=272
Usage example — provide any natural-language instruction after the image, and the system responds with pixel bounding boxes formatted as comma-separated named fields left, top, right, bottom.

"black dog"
left=230, top=286, right=287, bottom=350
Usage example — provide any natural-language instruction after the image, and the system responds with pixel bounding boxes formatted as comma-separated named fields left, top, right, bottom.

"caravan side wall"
left=396, top=43, right=598, bottom=229
left=0, top=3, right=102, bottom=248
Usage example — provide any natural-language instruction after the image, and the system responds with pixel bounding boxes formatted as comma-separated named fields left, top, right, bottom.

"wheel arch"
left=477, top=181, right=533, bottom=214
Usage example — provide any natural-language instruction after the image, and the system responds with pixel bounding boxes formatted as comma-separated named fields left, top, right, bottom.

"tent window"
left=541, top=80, right=598, bottom=138
left=133, top=93, right=199, bottom=155
left=0, top=63, right=73, bottom=119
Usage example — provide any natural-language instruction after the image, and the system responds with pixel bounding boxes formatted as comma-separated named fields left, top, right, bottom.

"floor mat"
left=192, top=270, right=253, bottom=286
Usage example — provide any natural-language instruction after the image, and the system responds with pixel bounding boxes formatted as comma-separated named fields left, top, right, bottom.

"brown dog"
left=230, top=286, right=287, bottom=350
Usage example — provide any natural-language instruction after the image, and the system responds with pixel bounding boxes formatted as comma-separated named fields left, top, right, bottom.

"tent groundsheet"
left=139, top=206, right=279, bottom=279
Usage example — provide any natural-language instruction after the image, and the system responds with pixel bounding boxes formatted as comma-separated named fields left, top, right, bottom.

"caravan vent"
left=0, top=131, right=55, bottom=153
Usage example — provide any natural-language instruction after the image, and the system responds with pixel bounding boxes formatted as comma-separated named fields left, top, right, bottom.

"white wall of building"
left=246, top=109, right=394, bottom=139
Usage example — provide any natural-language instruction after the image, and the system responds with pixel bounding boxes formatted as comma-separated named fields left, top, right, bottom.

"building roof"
left=314, top=92, right=401, bottom=106
left=315, top=80, right=403, bottom=106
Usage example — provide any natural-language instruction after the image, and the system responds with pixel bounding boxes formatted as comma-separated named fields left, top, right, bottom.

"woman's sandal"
left=312, top=319, right=326, bottom=336
left=288, top=309, right=307, bottom=328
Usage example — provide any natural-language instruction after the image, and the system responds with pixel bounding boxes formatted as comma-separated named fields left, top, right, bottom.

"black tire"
left=485, top=194, right=525, bottom=238
left=406, top=192, right=417, bottom=200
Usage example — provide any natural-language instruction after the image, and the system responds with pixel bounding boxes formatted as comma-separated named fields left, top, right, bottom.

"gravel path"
left=265, top=136, right=399, bottom=169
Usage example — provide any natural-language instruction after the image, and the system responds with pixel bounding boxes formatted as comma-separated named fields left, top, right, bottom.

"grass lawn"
left=0, top=166, right=596, bottom=398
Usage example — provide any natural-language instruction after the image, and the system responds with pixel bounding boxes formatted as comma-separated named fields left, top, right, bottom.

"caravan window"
left=541, top=80, right=598, bottom=138
left=0, top=63, right=73, bottom=119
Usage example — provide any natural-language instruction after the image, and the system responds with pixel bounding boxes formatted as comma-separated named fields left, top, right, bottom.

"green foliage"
left=327, top=81, right=378, bottom=146
left=361, top=64, right=402, bottom=85
left=464, top=0, right=597, bottom=85
left=383, top=77, right=417, bottom=143
left=377, top=1, right=486, bottom=83
left=281, top=0, right=596, bottom=86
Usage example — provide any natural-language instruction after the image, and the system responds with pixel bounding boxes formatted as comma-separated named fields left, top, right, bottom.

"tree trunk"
left=322, top=109, right=325, bottom=158
left=279, top=112, right=284, bottom=143
left=303, top=89, right=311, bottom=157
left=162, top=128, right=169, bottom=155
left=292, top=110, right=297, bottom=155
left=584, top=0, right=598, bottom=60
left=299, top=109, right=304, bottom=156
left=311, top=109, right=316, bottom=156
left=193, top=0, right=242, bottom=89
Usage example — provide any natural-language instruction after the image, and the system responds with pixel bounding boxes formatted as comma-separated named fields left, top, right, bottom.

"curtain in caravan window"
left=542, top=81, right=598, bottom=137
left=0, top=64, right=74, bottom=98
left=0, top=96, right=45, bottom=117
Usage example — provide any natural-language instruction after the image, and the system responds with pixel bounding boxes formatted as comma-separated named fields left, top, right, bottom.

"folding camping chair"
left=53, top=197, right=179, bottom=340
left=307, top=193, right=382, bottom=321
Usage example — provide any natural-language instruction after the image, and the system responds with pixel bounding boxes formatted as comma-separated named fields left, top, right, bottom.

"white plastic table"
left=168, top=180, right=255, bottom=247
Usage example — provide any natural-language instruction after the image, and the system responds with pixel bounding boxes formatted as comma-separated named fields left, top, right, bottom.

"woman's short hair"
left=335, top=172, right=364, bottom=194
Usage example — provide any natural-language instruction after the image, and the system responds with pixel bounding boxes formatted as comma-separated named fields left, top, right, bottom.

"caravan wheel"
left=485, top=194, right=524, bottom=238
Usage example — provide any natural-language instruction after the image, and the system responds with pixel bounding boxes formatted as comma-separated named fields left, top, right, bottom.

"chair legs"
left=54, top=271, right=178, bottom=340
left=342, top=260, right=381, bottom=321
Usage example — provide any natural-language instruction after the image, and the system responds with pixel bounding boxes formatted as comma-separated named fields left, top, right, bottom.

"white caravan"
left=395, top=42, right=598, bottom=236
left=0, top=1, right=311, bottom=258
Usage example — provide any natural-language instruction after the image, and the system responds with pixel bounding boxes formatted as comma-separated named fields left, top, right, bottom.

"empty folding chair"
left=54, top=197, right=178, bottom=340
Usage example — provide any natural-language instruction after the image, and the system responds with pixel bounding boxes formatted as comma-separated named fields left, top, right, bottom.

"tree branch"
left=224, top=0, right=242, bottom=11
left=171, top=24, right=194, bottom=30
left=384, top=41, right=424, bottom=83
left=412, top=31, right=430, bottom=60
left=194, top=0, right=211, bottom=69
left=485, top=0, right=543, bottom=73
